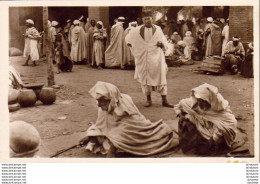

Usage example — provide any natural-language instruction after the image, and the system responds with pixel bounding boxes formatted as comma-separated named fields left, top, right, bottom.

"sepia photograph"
left=8, top=5, right=256, bottom=159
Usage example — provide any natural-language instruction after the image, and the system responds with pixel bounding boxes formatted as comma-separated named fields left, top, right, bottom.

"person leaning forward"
left=125, top=10, right=173, bottom=108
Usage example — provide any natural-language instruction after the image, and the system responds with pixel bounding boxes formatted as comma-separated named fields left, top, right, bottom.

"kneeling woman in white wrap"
left=80, top=81, right=178, bottom=157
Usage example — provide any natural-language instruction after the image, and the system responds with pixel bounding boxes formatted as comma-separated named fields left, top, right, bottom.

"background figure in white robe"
left=123, top=21, right=137, bottom=67
left=23, top=19, right=41, bottom=66
left=68, top=24, right=75, bottom=47
left=63, top=20, right=72, bottom=43
left=92, top=21, right=107, bottom=68
left=78, top=15, right=86, bottom=32
left=183, top=31, right=197, bottom=60
left=125, top=11, right=173, bottom=108
left=86, top=20, right=96, bottom=64
left=222, top=19, right=229, bottom=56
left=105, top=17, right=125, bottom=68
left=48, top=21, right=58, bottom=63
left=70, top=20, right=87, bottom=64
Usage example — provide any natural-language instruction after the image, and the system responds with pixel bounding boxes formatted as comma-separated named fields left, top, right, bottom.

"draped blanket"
left=70, top=26, right=87, bottom=62
left=85, top=81, right=179, bottom=156
left=174, top=83, right=244, bottom=148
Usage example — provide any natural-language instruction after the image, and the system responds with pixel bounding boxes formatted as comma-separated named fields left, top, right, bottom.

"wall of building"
left=229, top=6, right=253, bottom=43
left=9, top=7, right=43, bottom=50
left=88, top=7, right=109, bottom=29
left=49, top=7, right=88, bottom=27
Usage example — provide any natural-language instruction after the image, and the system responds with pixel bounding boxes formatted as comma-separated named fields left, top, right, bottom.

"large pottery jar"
left=18, top=89, right=37, bottom=107
left=39, top=87, right=56, bottom=105
left=8, top=89, right=20, bottom=105
left=10, top=121, right=41, bottom=157
left=9, top=103, right=21, bottom=112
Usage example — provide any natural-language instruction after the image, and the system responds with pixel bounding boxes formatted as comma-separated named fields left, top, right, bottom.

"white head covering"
left=67, top=19, right=71, bottom=23
left=173, top=32, right=178, bottom=35
left=89, top=81, right=140, bottom=115
left=51, top=21, right=58, bottom=27
left=131, top=21, right=137, bottom=26
left=73, top=20, right=80, bottom=25
left=191, top=83, right=229, bottom=111
left=10, top=121, right=41, bottom=157
left=185, top=31, right=192, bottom=36
left=207, top=17, right=214, bottom=23
left=232, top=36, right=240, bottom=41
left=26, top=19, right=34, bottom=25
left=220, top=18, right=225, bottom=24
left=177, top=40, right=186, bottom=47
left=178, top=16, right=184, bottom=21
left=47, top=20, right=51, bottom=27
left=79, top=15, right=84, bottom=21
left=97, top=21, right=103, bottom=27
left=248, top=42, right=254, bottom=50
left=118, top=17, right=125, bottom=22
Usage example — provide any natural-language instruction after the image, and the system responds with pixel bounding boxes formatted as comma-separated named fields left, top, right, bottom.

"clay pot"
left=18, top=89, right=37, bottom=107
left=8, top=89, right=20, bottom=105
left=9, top=103, right=21, bottom=112
left=23, top=83, right=44, bottom=100
left=10, top=121, right=41, bottom=155
left=39, top=87, right=56, bottom=105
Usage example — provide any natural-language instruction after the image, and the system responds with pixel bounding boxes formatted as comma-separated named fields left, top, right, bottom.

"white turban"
left=177, top=40, right=186, bottom=47
left=131, top=21, right=137, bottom=25
left=232, top=36, right=240, bottom=41
left=173, top=32, right=178, bottom=35
left=207, top=17, right=213, bottom=23
left=248, top=43, right=253, bottom=50
left=67, top=19, right=71, bottom=23
left=26, top=19, right=34, bottom=25
left=97, top=21, right=103, bottom=27
left=51, top=21, right=58, bottom=27
left=118, top=17, right=125, bottom=22
left=73, top=20, right=80, bottom=25
left=185, top=31, right=192, bottom=36
left=79, top=16, right=84, bottom=21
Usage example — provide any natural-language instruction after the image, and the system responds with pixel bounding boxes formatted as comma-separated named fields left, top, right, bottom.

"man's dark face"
left=143, top=17, right=152, bottom=28
left=91, top=20, right=96, bottom=27
left=233, top=41, right=239, bottom=47
left=96, top=23, right=102, bottom=29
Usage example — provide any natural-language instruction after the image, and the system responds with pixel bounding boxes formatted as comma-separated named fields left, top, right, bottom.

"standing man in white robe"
left=105, top=17, right=125, bottom=68
left=23, top=19, right=41, bottom=66
left=70, top=20, right=87, bottom=64
left=123, top=21, right=137, bottom=67
left=125, top=11, right=173, bottom=108
left=222, top=18, right=229, bottom=56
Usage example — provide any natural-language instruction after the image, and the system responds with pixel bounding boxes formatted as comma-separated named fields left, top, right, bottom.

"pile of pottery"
left=8, top=83, right=56, bottom=112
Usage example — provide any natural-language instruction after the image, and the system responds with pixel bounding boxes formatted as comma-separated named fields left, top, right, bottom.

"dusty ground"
left=9, top=56, right=254, bottom=158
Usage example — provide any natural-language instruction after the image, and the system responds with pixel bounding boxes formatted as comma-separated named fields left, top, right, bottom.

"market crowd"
left=22, top=13, right=253, bottom=77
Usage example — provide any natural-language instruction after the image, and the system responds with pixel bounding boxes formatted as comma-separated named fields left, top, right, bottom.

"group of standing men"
left=22, top=11, right=174, bottom=108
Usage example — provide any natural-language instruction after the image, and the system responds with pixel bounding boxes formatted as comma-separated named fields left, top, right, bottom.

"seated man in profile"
left=223, top=36, right=245, bottom=74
